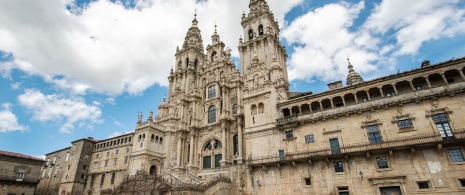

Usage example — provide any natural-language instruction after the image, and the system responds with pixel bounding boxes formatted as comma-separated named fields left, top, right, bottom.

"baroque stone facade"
left=36, top=0, right=465, bottom=194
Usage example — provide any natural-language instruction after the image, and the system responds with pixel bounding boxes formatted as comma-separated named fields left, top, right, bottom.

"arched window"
left=232, top=104, right=237, bottom=115
left=211, top=51, right=217, bottom=62
left=248, top=29, right=253, bottom=40
left=251, top=105, right=257, bottom=115
left=151, top=134, right=154, bottom=142
left=156, top=136, right=159, bottom=141
left=233, top=135, right=238, bottom=155
left=204, top=143, right=212, bottom=151
left=208, top=106, right=216, bottom=123
left=159, top=137, right=163, bottom=144
left=258, top=103, right=264, bottom=113
left=208, top=85, right=216, bottom=99
left=203, top=140, right=222, bottom=169
left=149, top=165, right=157, bottom=175
left=178, top=61, right=182, bottom=70
left=214, top=141, right=222, bottom=149
left=185, top=57, right=189, bottom=67
left=258, top=24, right=264, bottom=36
left=194, top=58, right=198, bottom=70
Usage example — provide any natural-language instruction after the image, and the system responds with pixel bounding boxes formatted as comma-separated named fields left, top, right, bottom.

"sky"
left=1, top=0, right=465, bottom=159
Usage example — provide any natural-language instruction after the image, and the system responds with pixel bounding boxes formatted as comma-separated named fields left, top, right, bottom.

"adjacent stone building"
left=0, top=150, right=44, bottom=195
left=36, top=0, right=465, bottom=194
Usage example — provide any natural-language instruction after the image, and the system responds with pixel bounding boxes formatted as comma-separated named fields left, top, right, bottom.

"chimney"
left=421, top=60, right=430, bottom=67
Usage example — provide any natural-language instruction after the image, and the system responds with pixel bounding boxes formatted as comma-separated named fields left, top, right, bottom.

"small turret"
left=346, top=57, right=364, bottom=86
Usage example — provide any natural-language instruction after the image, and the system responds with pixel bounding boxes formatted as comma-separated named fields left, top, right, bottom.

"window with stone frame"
left=448, top=148, right=465, bottom=162
left=305, top=134, right=314, bottom=144
left=417, top=181, right=430, bottom=189
left=258, top=103, right=264, bottom=113
left=285, top=131, right=294, bottom=139
left=100, top=174, right=105, bottom=186
left=208, top=85, right=216, bottom=99
left=392, top=114, right=416, bottom=132
left=367, top=125, right=382, bottom=144
left=16, top=169, right=25, bottom=181
left=433, top=113, right=454, bottom=140
left=333, top=161, right=344, bottom=172
left=337, top=186, right=349, bottom=195
left=232, top=104, right=237, bottom=115
left=303, top=177, right=311, bottom=186
left=208, top=105, right=216, bottom=123
left=251, top=105, right=257, bottom=115
left=376, top=156, right=389, bottom=169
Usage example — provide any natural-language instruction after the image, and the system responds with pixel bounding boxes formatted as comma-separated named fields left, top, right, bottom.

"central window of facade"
left=208, top=85, right=216, bottom=99
left=367, top=125, right=382, bottom=144
left=433, top=113, right=454, bottom=140
left=208, top=105, right=216, bottom=123
left=203, top=140, right=222, bottom=169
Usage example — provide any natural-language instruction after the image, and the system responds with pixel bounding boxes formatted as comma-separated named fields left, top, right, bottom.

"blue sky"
left=1, top=0, right=464, bottom=158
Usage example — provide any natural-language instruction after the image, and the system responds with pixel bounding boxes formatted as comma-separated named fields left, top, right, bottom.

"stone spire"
left=211, top=24, right=220, bottom=44
left=346, top=57, right=364, bottom=86
left=182, top=12, right=204, bottom=52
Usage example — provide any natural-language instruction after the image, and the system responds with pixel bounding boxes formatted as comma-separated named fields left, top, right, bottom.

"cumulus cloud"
left=0, top=0, right=302, bottom=95
left=0, top=103, right=28, bottom=133
left=17, top=89, right=103, bottom=133
left=283, top=2, right=380, bottom=83
left=282, top=0, right=465, bottom=84
left=109, top=130, right=133, bottom=138
left=365, top=0, right=465, bottom=56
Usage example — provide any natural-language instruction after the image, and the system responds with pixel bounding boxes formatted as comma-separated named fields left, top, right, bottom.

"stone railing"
left=276, top=82, right=465, bottom=126
left=247, top=128, right=465, bottom=166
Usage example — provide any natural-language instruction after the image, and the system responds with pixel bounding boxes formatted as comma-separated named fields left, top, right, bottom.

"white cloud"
left=365, top=0, right=465, bottom=56
left=0, top=103, right=28, bottom=133
left=0, top=0, right=303, bottom=95
left=10, top=82, right=22, bottom=90
left=109, top=130, right=133, bottom=138
left=33, top=154, right=46, bottom=160
left=282, top=2, right=380, bottom=83
left=17, top=89, right=103, bottom=133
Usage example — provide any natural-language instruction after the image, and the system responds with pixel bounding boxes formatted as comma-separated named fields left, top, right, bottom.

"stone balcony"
left=247, top=128, right=465, bottom=167
left=276, top=82, right=465, bottom=126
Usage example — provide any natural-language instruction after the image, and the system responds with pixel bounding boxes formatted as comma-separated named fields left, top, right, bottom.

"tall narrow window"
left=90, top=175, right=95, bottom=187
left=208, top=105, right=216, bottom=123
left=329, top=138, right=341, bottom=154
left=100, top=174, right=105, bottom=186
left=367, top=125, right=382, bottom=144
left=232, top=104, right=237, bottom=115
left=208, top=85, right=216, bottom=99
left=66, top=152, right=69, bottom=161
left=248, top=29, right=253, bottom=39
left=258, top=25, right=264, bottom=36
left=433, top=113, right=454, bottom=140
left=16, top=169, right=25, bottom=181
left=110, top=173, right=116, bottom=184
left=233, top=135, right=239, bottom=155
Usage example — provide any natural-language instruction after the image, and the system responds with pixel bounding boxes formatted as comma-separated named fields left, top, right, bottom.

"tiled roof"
left=0, top=150, right=44, bottom=161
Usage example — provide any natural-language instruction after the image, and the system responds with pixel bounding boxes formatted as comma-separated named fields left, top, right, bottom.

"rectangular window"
left=203, top=156, right=211, bottom=169
left=113, top=159, right=117, bottom=166
left=124, top=156, right=128, bottom=164
left=80, top=174, right=85, bottom=180
left=397, top=119, right=412, bottom=129
left=82, top=165, right=87, bottom=170
left=304, top=178, right=311, bottom=186
left=16, top=169, right=25, bottom=181
left=448, top=148, right=464, bottom=162
left=115, top=149, right=119, bottom=155
left=338, top=186, right=349, bottom=195
left=105, top=160, right=109, bottom=167
left=110, top=173, right=116, bottom=184
left=100, top=174, right=105, bottom=186
left=334, top=161, right=344, bottom=172
left=376, top=156, right=389, bottom=169
left=279, top=150, right=285, bottom=161
left=285, top=131, right=294, bottom=139
left=214, top=154, right=222, bottom=168
left=65, top=152, right=70, bottom=161
left=126, top=147, right=129, bottom=153
left=329, top=138, right=341, bottom=154
left=367, top=125, right=382, bottom=144
left=417, top=181, right=429, bottom=189
left=305, top=134, right=314, bottom=143
left=433, top=113, right=454, bottom=139
left=208, top=85, right=216, bottom=99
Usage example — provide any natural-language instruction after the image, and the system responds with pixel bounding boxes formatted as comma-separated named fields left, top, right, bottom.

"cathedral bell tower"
left=239, top=0, right=289, bottom=130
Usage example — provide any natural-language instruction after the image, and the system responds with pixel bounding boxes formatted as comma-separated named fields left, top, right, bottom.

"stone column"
left=189, top=134, right=195, bottom=166
left=319, top=101, right=323, bottom=110
left=379, top=88, right=385, bottom=97
left=425, top=76, right=432, bottom=88
left=392, top=84, right=398, bottom=95
left=237, top=118, right=244, bottom=164
left=220, top=122, right=227, bottom=166
left=341, top=96, right=346, bottom=106
left=458, top=69, right=465, bottom=80
left=441, top=73, right=448, bottom=85
left=353, top=93, right=359, bottom=104
left=366, top=91, right=371, bottom=101
left=408, top=81, right=416, bottom=91
left=330, top=99, right=334, bottom=108
left=176, top=134, right=182, bottom=168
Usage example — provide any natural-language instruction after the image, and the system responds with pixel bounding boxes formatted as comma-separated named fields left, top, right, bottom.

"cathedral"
left=35, top=0, right=465, bottom=194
